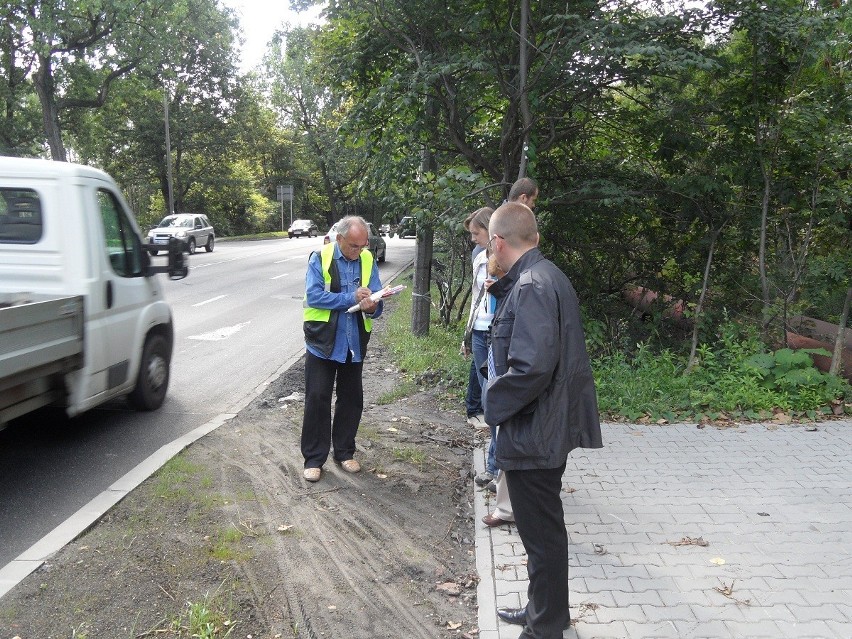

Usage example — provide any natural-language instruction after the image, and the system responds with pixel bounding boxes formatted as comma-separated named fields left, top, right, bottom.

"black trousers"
left=301, top=351, right=364, bottom=468
left=505, top=463, right=570, bottom=639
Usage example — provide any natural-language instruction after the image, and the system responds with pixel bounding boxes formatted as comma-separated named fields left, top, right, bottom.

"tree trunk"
left=758, top=154, right=771, bottom=328
left=411, top=227, right=434, bottom=336
left=411, top=95, right=439, bottom=336
left=829, top=287, right=852, bottom=377
left=516, top=0, right=532, bottom=180
left=33, top=54, right=67, bottom=162
left=685, top=224, right=723, bottom=374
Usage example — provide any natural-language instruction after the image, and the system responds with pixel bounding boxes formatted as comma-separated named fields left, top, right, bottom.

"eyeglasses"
left=343, top=238, right=369, bottom=251
left=486, top=234, right=503, bottom=251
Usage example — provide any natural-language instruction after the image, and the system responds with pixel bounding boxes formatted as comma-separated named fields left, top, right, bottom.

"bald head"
left=490, top=202, right=538, bottom=249
left=489, top=202, right=539, bottom=271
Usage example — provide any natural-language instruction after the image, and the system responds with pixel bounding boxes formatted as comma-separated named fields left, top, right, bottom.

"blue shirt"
left=304, top=244, right=383, bottom=363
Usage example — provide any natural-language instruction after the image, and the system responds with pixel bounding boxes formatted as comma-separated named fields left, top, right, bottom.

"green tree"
left=264, top=26, right=367, bottom=228
left=0, top=2, right=41, bottom=156
left=16, top=0, right=175, bottom=160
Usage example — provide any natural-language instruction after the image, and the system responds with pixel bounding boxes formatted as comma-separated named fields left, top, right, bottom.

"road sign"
left=277, top=185, right=293, bottom=202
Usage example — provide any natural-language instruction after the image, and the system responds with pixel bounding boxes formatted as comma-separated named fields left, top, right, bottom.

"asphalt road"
left=0, top=235, right=414, bottom=569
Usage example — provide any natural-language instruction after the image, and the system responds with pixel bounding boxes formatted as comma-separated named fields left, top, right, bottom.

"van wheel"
left=187, top=238, right=196, bottom=254
left=128, top=334, right=170, bottom=411
left=205, top=235, right=214, bottom=252
left=149, top=249, right=159, bottom=256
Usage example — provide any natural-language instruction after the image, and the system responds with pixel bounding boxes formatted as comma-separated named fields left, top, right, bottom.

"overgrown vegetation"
left=5, top=1, right=850, bottom=399
left=383, top=271, right=850, bottom=423
left=384, top=282, right=470, bottom=391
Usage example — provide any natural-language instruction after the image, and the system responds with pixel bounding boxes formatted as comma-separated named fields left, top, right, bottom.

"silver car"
left=147, top=213, right=214, bottom=255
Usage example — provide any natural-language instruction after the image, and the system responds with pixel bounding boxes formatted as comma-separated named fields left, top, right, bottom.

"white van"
left=0, top=157, right=187, bottom=426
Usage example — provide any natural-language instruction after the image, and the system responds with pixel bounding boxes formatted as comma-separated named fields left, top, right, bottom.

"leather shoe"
left=482, top=513, right=511, bottom=527
left=474, top=471, right=493, bottom=486
left=340, top=459, right=361, bottom=473
left=303, top=467, right=321, bottom=482
left=496, top=607, right=526, bottom=626
left=496, top=607, right=571, bottom=629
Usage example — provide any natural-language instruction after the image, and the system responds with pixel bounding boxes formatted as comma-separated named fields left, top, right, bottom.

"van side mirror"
left=142, top=236, right=188, bottom=280
left=167, top=236, right=188, bottom=279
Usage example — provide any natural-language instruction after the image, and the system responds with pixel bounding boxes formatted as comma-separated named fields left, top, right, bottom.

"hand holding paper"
left=346, top=285, right=407, bottom=313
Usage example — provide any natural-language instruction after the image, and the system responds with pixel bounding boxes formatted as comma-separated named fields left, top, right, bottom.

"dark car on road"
left=396, top=216, right=416, bottom=239
left=324, top=221, right=386, bottom=263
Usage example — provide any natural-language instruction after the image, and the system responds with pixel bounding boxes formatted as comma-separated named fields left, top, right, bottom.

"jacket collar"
left=489, top=247, right=545, bottom=299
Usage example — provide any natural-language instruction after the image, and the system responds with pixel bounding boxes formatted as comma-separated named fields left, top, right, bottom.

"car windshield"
left=158, top=217, right=192, bottom=228
left=293, top=220, right=310, bottom=228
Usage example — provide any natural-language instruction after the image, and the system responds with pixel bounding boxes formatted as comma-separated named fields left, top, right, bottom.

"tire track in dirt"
left=205, top=401, right=472, bottom=639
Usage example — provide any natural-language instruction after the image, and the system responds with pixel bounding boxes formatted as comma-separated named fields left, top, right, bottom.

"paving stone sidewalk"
left=474, top=420, right=852, bottom=639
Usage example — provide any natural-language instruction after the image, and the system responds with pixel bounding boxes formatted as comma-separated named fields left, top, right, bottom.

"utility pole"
left=163, top=87, right=175, bottom=215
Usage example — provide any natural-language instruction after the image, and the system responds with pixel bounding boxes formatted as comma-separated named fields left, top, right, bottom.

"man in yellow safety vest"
left=301, top=216, right=383, bottom=482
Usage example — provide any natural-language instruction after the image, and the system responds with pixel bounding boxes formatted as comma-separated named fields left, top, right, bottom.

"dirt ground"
left=0, top=309, right=484, bottom=639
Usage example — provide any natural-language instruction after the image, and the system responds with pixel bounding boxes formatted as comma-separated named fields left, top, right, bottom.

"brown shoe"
left=341, top=459, right=361, bottom=473
left=303, top=467, right=321, bottom=482
left=482, top=513, right=511, bottom=527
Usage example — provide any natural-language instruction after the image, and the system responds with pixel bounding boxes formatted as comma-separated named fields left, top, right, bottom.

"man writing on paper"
left=301, top=216, right=383, bottom=482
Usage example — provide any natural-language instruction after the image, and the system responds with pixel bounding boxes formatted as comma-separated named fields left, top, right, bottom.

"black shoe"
left=486, top=480, right=497, bottom=493
left=474, top=471, right=493, bottom=486
left=496, top=607, right=571, bottom=629
left=497, top=607, right=526, bottom=626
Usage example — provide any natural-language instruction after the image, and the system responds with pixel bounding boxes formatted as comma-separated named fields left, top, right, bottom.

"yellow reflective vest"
left=303, top=242, right=374, bottom=358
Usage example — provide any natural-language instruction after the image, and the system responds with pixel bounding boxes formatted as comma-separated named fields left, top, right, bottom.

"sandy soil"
left=0, top=314, right=483, bottom=639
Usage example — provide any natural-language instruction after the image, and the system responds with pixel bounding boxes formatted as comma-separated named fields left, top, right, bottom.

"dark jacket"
left=483, top=247, right=602, bottom=470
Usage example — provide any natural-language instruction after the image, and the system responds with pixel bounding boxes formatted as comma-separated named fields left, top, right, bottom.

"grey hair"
left=335, top=215, right=369, bottom=238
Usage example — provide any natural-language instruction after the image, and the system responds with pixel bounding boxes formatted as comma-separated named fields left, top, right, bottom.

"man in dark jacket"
left=483, top=202, right=602, bottom=638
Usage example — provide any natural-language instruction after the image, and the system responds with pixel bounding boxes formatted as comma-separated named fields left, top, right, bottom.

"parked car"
left=324, top=221, right=386, bottom=263
left=147, top=213, right=214, bottom=255
left=396, top=216, right=416, bottom=238
left=379, top=223, right=391, bottom=236
left=288, top=219, right=318, bottom=238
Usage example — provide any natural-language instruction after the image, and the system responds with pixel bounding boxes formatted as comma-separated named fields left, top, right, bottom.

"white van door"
left=93, top=187, right=158, bottom=396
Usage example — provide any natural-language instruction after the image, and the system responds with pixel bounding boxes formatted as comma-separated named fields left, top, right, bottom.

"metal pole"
left=290, top=191, right=293, bottom=226
left=280, top=197, right=284, bottom=232
left=163, top=88, right=174, bottom=215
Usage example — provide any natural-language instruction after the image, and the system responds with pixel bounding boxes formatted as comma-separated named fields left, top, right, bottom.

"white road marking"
left=187, top=321, right=251, bottom=341
left=271, top=273, right=289, bottom=280
left=193, top=295, right=227, bottom=307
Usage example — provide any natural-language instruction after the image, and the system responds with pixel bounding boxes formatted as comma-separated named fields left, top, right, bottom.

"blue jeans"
left=472, top=329, right=498, bottom=475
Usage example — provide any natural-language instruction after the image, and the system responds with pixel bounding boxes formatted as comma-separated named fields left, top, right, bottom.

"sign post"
left=277, top=185, right=294, bottom=232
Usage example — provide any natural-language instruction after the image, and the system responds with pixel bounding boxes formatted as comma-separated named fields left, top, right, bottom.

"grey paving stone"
left=640, top=603, right=699, bottom=623
left=474, top=420, right=852, bottom=639
left=573, top=621, right=630, bottom=639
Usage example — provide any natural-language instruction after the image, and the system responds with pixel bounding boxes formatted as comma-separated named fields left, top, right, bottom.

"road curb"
left=0, top=412, right=237, bottom=600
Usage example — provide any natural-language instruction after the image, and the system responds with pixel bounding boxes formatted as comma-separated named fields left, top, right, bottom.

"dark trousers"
left=301, top=351, right=363, bottom=468
left=505, top=463, right=570, bottom=639
left=465, top=358, right=483, bottom=416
